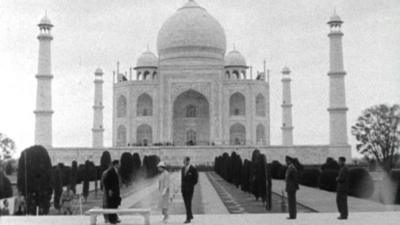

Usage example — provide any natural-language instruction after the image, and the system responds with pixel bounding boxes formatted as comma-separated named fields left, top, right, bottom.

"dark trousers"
left=287, top=191, right=297, bottom=218
left=266, top=188, right=272, bottom=210
left=103, top=193, right=109, bottom=222
left=182, top=190, right=194, bottom=220
left=107, top=198, right=119, bottom=223
left=336, top=192, right=348, bottom=218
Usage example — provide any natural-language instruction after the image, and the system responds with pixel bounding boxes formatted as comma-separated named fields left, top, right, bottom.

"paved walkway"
left=207, top=172, right=314, bottom=213
left=2, top=212, right=400, bottom=225
left=128, top=172, right=204, bottom=215
left=272, top=179, right=400, bottom=212
left=198, top=172, right=229, bottom=214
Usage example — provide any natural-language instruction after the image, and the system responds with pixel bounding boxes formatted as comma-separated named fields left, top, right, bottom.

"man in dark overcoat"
left=336, top=156, right=349, bottom=220
left=285, top=156, right=299, bottom=219
left=181, top=156, right=198, bottom=224
left=104, top=160, right=121, bottom=224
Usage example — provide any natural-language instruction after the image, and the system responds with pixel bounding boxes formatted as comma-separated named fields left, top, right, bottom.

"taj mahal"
left=33, top=0, right=351, bottom=166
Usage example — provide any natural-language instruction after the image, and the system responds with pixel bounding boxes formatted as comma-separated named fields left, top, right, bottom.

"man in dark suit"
left=285, top=156, right=299, bottom=219
left=104, top=160, right=121, bottom=224
left=336, top=156, right=349, bottom=220
left=181, top=156, right=198, bottom=224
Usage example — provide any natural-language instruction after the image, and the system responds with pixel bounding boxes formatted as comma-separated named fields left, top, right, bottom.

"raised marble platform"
left=48, top=145, right=351, bottom=166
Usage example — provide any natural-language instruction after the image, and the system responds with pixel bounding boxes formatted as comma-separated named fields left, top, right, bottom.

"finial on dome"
left=38, top=11, right=53, bottom=28
left=282, top=66, right=291, bottom=74
left=328, top=7, right=342, bottom=25
left=95, top=67, right=104, bottom=76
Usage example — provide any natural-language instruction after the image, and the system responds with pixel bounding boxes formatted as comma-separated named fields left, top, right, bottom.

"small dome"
left=38, top=14, right=53, bottom=27
left=95, top=68, right=103, bottom=75
left=282, top=66, right=291, bottom=74
left=225, top=50, right=247, bottom=67
left=328, top=10, right=343, bottom=24
left=136, top=50, right=158, bottom=68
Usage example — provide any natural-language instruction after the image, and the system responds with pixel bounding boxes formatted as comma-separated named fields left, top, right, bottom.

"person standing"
left=157, top=161, right=170, bottom=223
left=104, top=160, right=121, bottom=224
left=1, top=199, right=10, bottom=215
left=181, top=157, right=198, bottom=224
left=336, top=157, right=349, bottom=220
left=285, top=156, right=299, bottom=219
left=60, top=186, right=74, bottom=215
left=14, top=191, right=26, bottom=215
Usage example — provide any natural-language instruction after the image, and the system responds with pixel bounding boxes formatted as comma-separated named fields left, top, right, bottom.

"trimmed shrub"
left=318, top=170, right=338, bottom=192
left=348, top=168, right=374, bottom=198
left=300, top=168, right=320, bottom=187
left=321, top=157, right=339, bottom=171
left=100, top=151, right=111, bottom=172
left=17, top=145, right=53, bottom=215
left=52, top=164, right=64, bottom=209
left=142, top=155, right=160, bottom=178
left=70, top=161, right=78, bottom=193
left=270, top=161, right=286, bottom=179
left=390, top=169, right=400, bottom=204
left=0, top=170, right=12, bottom=199
left=240, top=159, right=250, bottom=192
left=132, top=152, right=141, bottom=178
left=82, top=160, right=90, bottom=200
left=120, top=152, right=134, bottom=184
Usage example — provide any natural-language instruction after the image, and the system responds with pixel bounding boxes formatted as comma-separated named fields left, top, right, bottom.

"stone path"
left=198, top=172, right=228, bottom=214
left=130, top=172, right=204, bottom=215
left=207, top=172, right=314, bottom=213
left=3, top=212, right=400, bottom=225
left=272, top=179, right=400, bottom=212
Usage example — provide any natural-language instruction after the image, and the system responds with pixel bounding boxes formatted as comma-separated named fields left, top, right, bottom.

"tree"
left=352, top=104, right=400, bottom=171
left=17, top=145, right=53, bottom=215
left=0, top=133, right=16, bottom=160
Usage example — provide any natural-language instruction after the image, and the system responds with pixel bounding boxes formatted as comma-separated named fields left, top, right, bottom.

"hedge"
left=318, top=169, right=338, bottom=192
left=300, top=168, right=320, bottom=187
left=0, top=171, right=12, bottom=199
left=348, top=168, right=374, bottom=198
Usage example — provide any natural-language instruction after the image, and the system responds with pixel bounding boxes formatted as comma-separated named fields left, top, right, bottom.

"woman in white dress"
left=157, top=161, right=170, bottom=223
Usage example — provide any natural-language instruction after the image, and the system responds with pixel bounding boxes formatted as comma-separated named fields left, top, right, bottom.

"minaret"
left=34, top=13, right=54, bottom=147
left=327, top=11, right=348, bottom=145
left=281, top=66, right=293, bottom=145
left=92, top=68, right=104, bottom=147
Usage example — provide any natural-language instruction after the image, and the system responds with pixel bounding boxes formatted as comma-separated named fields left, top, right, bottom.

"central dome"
left=157, top=0, right=226, bottom=63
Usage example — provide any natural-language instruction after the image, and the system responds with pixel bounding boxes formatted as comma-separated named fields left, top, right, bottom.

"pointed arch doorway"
left=173, top=89, right=210, bottom=146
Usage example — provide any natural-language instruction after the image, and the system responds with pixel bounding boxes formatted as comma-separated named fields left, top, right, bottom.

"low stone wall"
left=48, top=145, right=351, bottom=166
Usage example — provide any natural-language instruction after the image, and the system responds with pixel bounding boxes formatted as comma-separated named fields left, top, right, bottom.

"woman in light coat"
left=157, top=161, right=170, bottom=223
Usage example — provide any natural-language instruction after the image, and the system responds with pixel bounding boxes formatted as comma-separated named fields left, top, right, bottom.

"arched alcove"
left=230, top=92, right=246, bottom=116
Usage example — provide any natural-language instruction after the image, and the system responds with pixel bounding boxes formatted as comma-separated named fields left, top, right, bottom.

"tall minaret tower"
left=327, top=11, right=348, bottom=145
left=92, top=68, right=104, bottom=147
left=281, top=66, right=293, bottom=145
left=34, top=13, right=54, bottom=147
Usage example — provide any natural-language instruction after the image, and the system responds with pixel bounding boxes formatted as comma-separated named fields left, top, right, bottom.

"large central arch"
left=173, top=89, right=210, bottom=146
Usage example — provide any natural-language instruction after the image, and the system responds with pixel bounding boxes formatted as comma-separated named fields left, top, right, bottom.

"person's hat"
left=157, top=161, right=166, bottom=168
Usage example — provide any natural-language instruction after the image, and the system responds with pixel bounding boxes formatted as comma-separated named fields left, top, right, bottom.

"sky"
left=0, top=0, right=399, bottom=158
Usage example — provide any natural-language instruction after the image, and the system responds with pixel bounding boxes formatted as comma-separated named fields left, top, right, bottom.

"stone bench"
left=87, top=208, right=151, bottom=225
